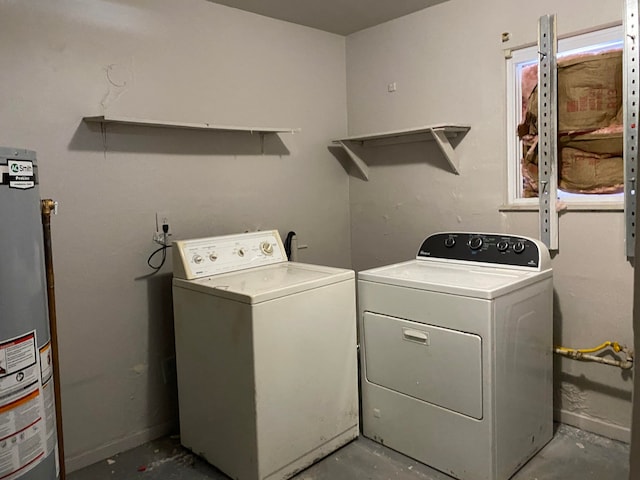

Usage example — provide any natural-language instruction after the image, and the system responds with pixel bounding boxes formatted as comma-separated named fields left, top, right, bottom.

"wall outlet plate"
left=156, top=211, right=170, bottom=231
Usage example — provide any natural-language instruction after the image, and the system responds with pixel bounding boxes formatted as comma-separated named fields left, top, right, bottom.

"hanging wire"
left=284, top=231, right=296, bottom=260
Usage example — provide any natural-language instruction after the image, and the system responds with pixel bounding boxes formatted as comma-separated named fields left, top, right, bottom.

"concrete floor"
left=68, top=423, right=629, bottom=480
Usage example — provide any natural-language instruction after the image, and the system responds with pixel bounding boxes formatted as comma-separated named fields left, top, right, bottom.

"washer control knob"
left=209, top=253, right=218, bottom=262
left=444, top=237, right=456, bottom=248
left=237, top=248, right=245, bottom=257
left=496, top=241, right=509, bottom=252
left=469, top=236, right=483, bottom=250
left=193, top=255, right=204, bottom=264
left=260, top=241, right=274, bottom=255
left=513, top=241, right=526, bottom=254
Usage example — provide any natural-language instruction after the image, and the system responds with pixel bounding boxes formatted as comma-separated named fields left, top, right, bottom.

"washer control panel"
left=417, top=232, right=545, bottom=269
left=173, top=230, right=286, bottom=280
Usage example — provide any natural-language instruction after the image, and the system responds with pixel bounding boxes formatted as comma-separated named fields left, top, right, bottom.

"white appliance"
left=172, top=230, right=359, bottom=480
left=358, top=232, right=553, bottom=480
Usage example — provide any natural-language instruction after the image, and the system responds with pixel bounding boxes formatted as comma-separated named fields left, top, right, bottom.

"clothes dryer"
left=172, top=230, right=358, bottom=480
left=358, top=232, right=553, bottom=480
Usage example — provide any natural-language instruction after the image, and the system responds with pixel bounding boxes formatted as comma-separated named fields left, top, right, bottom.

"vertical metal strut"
left=625, top=0, right=639, bottom=257
left=538, top=14, right=559, bottom=251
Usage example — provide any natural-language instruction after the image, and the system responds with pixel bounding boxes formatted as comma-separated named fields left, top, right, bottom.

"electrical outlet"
left=156, top=212, right=170, bottom=232
left=153, top=212, right=172, bottom=245
left=153, top=231, right=169, bottom=244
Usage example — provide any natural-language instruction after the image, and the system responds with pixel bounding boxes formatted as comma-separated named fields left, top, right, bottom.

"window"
left=506, top=25, right=624, bottom=208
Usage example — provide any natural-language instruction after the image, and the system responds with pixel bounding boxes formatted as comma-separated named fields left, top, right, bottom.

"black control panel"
left=417, top=233, right=540, bottom=268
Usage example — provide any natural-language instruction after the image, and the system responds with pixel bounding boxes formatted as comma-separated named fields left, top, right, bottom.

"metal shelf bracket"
left=538, top=14, right=559, bottom=251
left=624, top=0, right=639, bottom=257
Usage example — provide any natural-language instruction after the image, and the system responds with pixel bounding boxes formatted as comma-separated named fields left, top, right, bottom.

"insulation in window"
left=517, top=50, right=623, bottom=197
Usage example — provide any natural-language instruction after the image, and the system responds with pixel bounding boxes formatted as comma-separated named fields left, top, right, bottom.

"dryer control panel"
left=417, top=232, right=549, bottom=269
left=173, top=230, right=286, bottom=280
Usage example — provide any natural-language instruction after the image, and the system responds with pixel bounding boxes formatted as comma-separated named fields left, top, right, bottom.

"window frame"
left=504, top=24, right=624, bottom=210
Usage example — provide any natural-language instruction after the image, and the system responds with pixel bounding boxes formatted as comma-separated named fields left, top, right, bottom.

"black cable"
left=147, top=244, right=171, bottom=272
left=147, top=223, right=172, bottom=272
left=284, top=231, right=296, bottom=260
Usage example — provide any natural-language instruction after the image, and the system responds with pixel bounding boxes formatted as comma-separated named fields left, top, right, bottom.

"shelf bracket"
left=428, top=127, right=460, bottom=175
left=538, top=14, right=559, bottom=251
left=336, top=141, right=370, bottom=180
left=624, top=0, right=639, bottom=257
left=332, top=125, right=469, bottom=180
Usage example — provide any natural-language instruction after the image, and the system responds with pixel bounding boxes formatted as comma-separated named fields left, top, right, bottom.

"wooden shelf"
left=83, top=115, right=301, bottom=135
left=333, top=124, right=470, bottom=180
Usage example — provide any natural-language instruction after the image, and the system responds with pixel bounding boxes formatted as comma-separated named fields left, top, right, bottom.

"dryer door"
left=363, top=312, right=483, bottom=419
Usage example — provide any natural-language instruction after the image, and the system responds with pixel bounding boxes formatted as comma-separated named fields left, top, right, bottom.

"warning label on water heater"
left=0, top=332, right=47, bottom=480
left=6, top=161, right=34, bottom=190
left=0, top=333, right=38, bottom=397
left=0, top=389, right=46, bottom=480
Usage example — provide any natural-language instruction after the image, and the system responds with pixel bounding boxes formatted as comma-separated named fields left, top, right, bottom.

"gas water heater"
left=0, top=147, right=59, bottom=479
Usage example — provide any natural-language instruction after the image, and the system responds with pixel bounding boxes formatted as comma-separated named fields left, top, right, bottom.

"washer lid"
left=173, top=262, right=354, bottom=304
left=358, top=260, right=550, bottom=299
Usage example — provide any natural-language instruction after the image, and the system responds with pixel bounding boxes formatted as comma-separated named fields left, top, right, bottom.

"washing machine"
left=172, top=230, right=359, bottom=480
left=358, top=232, right=553, bottom=480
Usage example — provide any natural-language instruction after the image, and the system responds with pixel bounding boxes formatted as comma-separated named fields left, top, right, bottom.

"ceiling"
left=207, top=0, right=448, bottom=36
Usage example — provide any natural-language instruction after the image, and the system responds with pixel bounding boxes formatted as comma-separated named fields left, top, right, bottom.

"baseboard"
left=65, top=421, right=175, bottom=473
left=555, top=408, right=630, bottom=443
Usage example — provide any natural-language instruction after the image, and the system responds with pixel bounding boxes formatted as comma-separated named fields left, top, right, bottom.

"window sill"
left=499, top=202, right=623, bottom=212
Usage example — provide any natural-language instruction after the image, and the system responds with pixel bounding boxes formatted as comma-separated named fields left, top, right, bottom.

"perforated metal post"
left=538, top=14, right=559, bottom=251
left=625, top=0, right=639, bottom=257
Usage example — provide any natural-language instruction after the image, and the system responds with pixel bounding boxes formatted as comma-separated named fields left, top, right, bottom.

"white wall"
left=1, top=0, right=634, bottom=471
left=0, top=0, right=349, bottom=471
left=346, top=0, right=633, bottom=442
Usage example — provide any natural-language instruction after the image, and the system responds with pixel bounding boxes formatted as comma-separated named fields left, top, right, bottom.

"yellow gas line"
left=554, top=341, right=634, bottom=369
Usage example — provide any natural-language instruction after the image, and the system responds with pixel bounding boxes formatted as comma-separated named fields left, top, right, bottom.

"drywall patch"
left=559, top=382, right=588, bottom=411
left=558, top=381, right=628, bottom=426
left=100, top=59, right=134, bottom=111
left=131, top=363, right=148, bottom=376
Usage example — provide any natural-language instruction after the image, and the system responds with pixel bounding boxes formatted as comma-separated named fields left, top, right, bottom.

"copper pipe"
left=41, top=199, right=66, bottom=480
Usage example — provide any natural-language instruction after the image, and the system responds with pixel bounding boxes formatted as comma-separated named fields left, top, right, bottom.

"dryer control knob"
left=260, top=241, right=274, bottom=255
left=444, top=237, right=456, bottom=248
left=497, top=241, right=509, bottom=252
left=193, top=255, right=204, bottom=264
left=469, top=236, right=483, bottom=250
left=513, top=241, right=525, bottom=254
